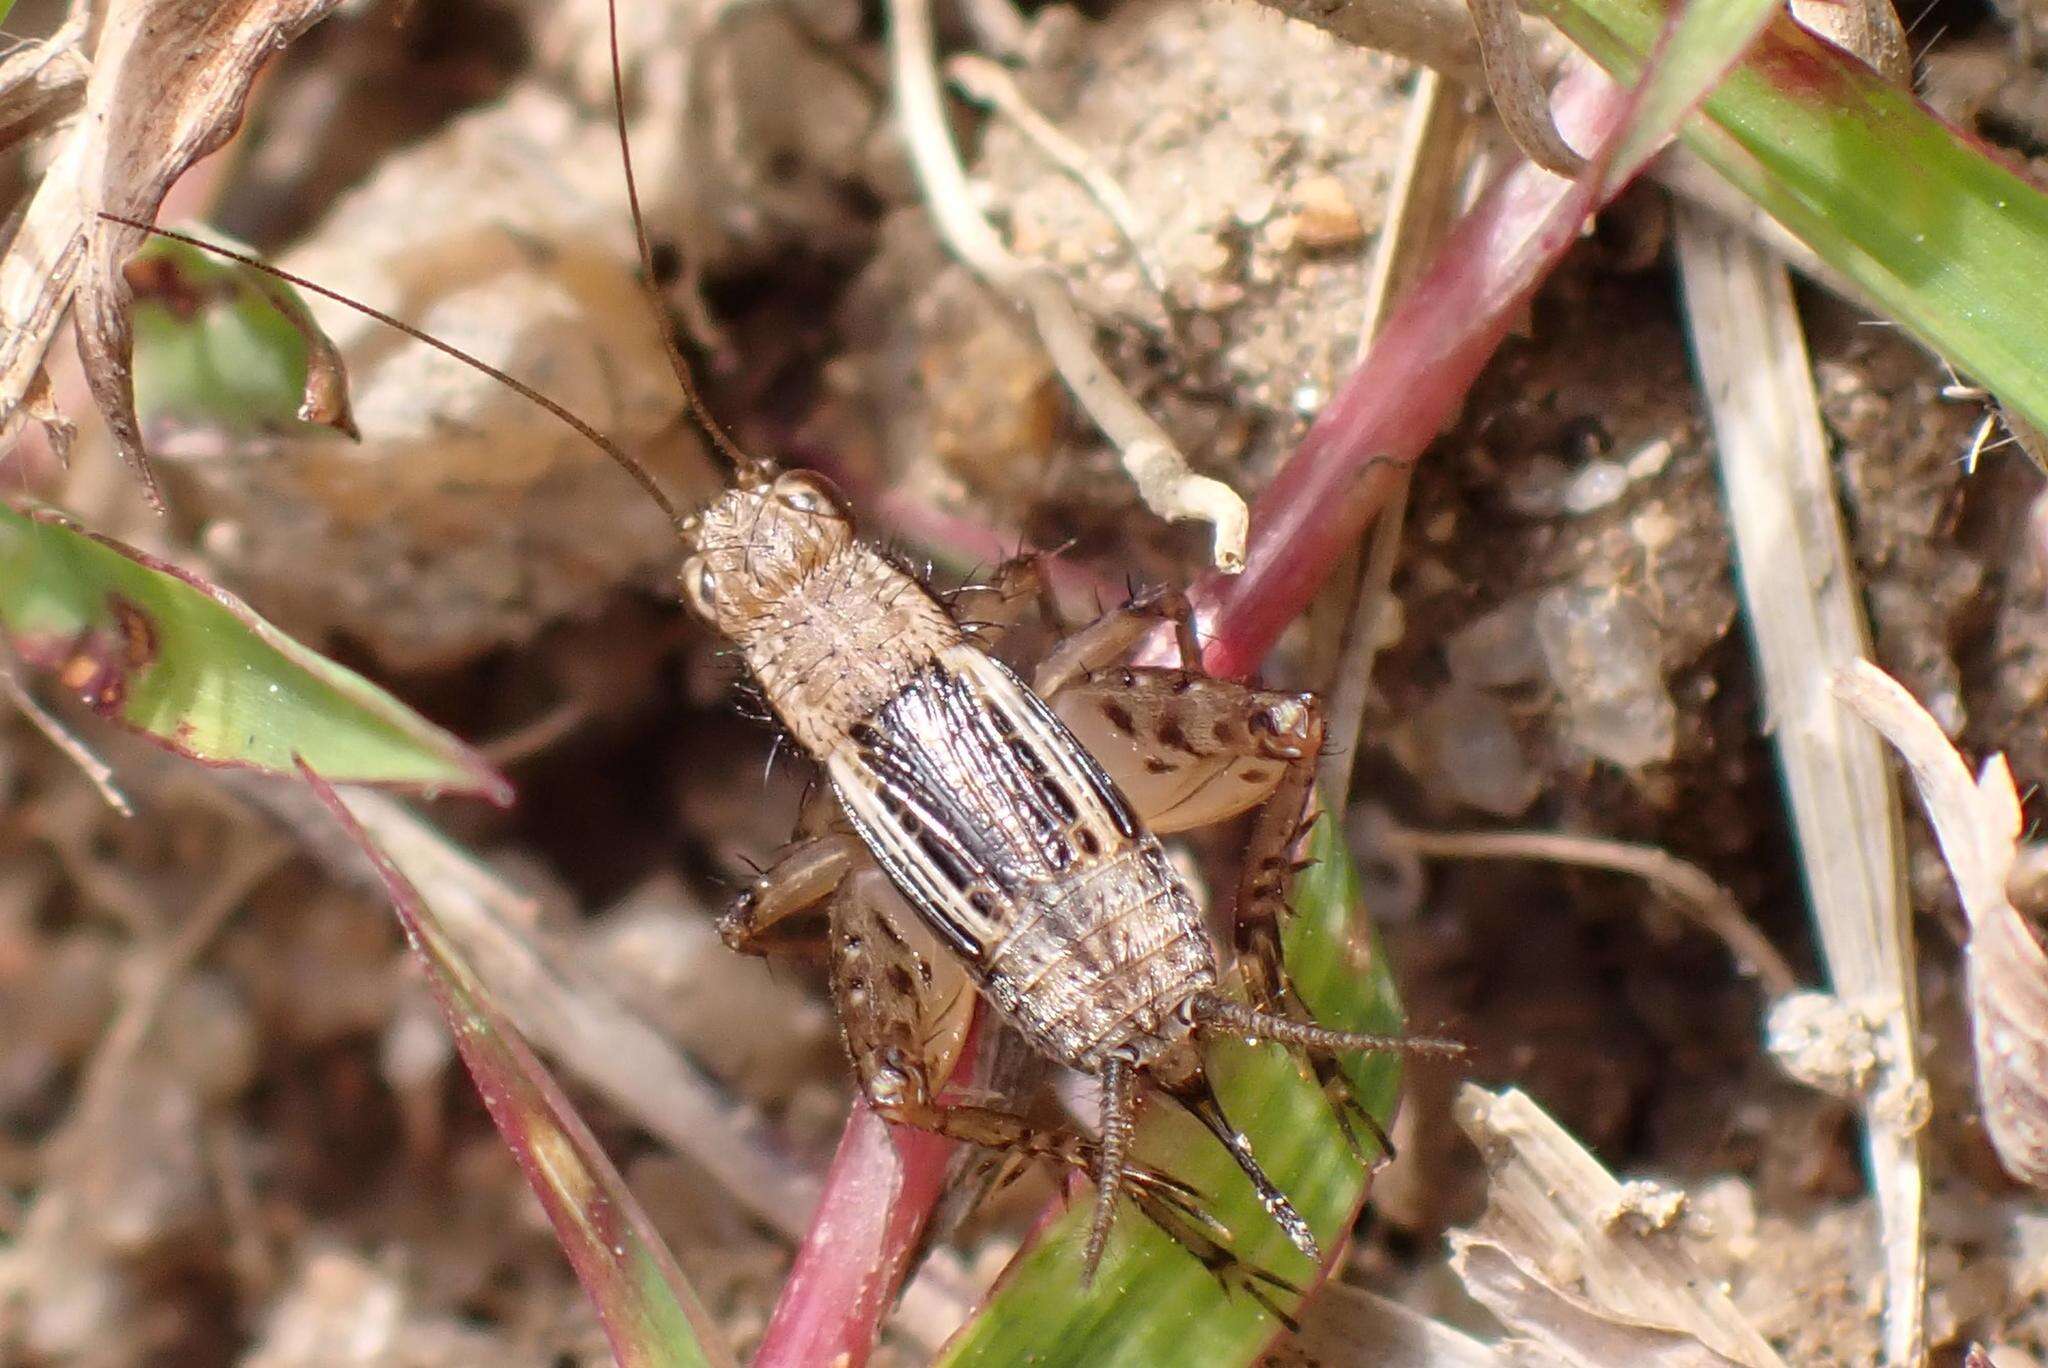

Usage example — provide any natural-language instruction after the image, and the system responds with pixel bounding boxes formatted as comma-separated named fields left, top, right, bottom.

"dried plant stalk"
left=1318, top=69, right=1473, bottom=805
left=1450, top=1086, right=1785, bottom=1367
left=282, top=786, right=822, bottom=1239
left=1673, top=205, right=1923, bottom=1366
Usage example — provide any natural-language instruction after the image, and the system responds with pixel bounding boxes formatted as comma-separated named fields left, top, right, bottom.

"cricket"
left=21, top=0, right=2048, bottom=1358
left=94, top=0, right=1459, bottom=1316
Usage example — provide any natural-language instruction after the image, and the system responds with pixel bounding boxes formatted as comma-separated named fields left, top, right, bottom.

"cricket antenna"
left=604, top=0, right=773, bottom=486
left=95, top=212, right=694, bottom=540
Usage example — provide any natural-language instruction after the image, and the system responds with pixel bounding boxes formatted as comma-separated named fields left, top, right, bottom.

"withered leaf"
left=1450, top=1086, right=1786, bottom=1368
left=1835, top=660, right=2048, bottom=1191
left=126, top=230, right=356, bottom=440
left=0, top=365, right=76, bottom=470
left=0, top=0, right=346, bottom=509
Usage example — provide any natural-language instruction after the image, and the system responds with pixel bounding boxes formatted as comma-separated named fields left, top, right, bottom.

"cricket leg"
left=1033, top=586, right=1202, bottom=697
left=1050, top=668, right=1316, bottom=842
left=1054, top=669, right=1448, bottom=1160
left=1048, top=664, right=1320, bottom=1012
left=718, top=831, right=862, bottom=957
left=829, top=871, right=1216, bottom=1279
left=950, top=551, right=1067, bottom=647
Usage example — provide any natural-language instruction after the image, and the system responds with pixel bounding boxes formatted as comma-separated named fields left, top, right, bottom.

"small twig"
left=1380, top=824, right=1799, bottom=998
left=0, top=640, right=131, bottom=817
left=946, top=54, right=1168, bottom=301
left=888, top=0, right=1247, bottom=572
left=479, top=698, right=590, bottom=767
left=1467, top=0, right=1585, bottom=176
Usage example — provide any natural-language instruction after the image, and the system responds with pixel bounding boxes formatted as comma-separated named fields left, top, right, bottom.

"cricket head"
left=679, top=469, right=856, bottom=633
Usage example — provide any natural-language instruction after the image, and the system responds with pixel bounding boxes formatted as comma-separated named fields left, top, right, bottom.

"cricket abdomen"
left=982, top=844, right=1217, bottom=1071
left=826, top=643, right=1220, bottom=1073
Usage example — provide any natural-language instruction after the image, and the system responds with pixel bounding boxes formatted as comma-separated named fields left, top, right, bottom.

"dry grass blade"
left=1317, top=70, right=1472, bottom=806
left=1450, top=1086, right=1786, bottom=1368
left=304, top=769, right=736, bottom=1368
left=0, top=0, right=346, bottom=508
left=1284, top=1281, right=1507, bottom=1367
left=293, top=786, right=821, bottom=1241
left=1834, top=660, right=2048, bottom=1193
left=1673, top=206, right=1923, bottom=1366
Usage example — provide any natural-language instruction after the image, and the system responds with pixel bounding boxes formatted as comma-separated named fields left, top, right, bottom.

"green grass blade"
left=129, top=231, right=355, bottom=439
left=1542, top=0, right=2048, bottom=435
left=304, top=768, right=734, bottom=1368
left=1603, top=0, right=1778, bottom=183
left=938, top=811, right=1404, bottom=1366
left=0, top=500, right=508, bottom=800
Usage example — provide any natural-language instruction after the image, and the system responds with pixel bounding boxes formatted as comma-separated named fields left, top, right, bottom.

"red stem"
left=752, top=1099, right=959, bottom=1368
left=1186, top=72, right=1633, bottom=683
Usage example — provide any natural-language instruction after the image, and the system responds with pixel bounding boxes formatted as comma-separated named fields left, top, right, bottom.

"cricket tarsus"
left=95, top=212, right=693, bottom=538
left=1162, top=1070, right=1322, bottom=1264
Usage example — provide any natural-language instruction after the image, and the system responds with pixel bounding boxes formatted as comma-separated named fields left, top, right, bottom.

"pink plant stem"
left=752, top=1098, right=960, bottom=1368
left=1186, top=71, right=1633, bottom=684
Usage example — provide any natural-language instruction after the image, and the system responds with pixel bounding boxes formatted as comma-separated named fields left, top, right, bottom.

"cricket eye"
left=681, top=556, right=719, bottom=617
left=772, top=471, right=840, bottom=517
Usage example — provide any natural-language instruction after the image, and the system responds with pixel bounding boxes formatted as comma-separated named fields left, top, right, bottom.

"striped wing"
left=825, top=645, right=1141, bottom=963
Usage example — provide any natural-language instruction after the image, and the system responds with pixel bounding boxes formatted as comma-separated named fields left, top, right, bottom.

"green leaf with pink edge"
left=128, top=229, right=356, bottom=441
left=1601, top=0, right=1780, bottom=185
left=937, top=811, right=1408, bottom=1366
left=0, top=500, right=508, bottom=801
left=1543, top=0, right=2048, bottom=438
left=302, top=766, right=735, bottom=1368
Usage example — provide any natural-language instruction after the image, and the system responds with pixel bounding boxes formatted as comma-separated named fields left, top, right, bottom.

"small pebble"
left=1562, top=460, right=1631, bottom=514
left=1535, top=587, right=1677, bottom=767
left=1291, top=175, right=1364, bottom=250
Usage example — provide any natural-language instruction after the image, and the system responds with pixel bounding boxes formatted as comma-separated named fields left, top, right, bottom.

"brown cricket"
left=689, top=457, right=1461, bottom=1287
left=105, top=0, right=1459, bottom=1303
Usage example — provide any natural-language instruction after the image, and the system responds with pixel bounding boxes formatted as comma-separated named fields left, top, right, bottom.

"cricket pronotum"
left=105, top=0, right=1460, bottom=1308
